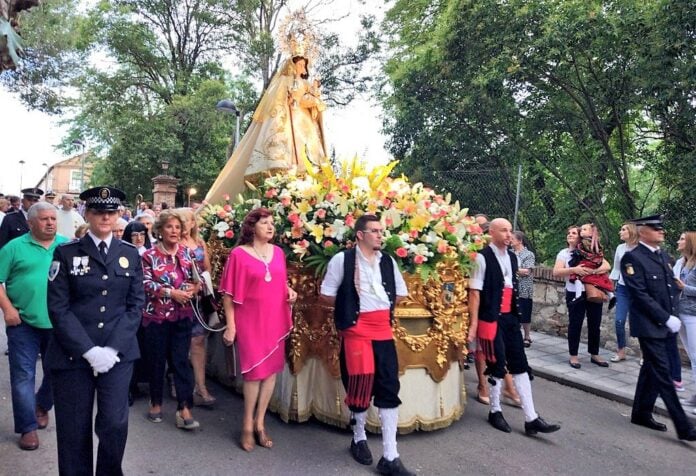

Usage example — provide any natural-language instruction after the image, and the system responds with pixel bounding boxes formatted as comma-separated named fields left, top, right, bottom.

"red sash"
left=341, top=309, right=393, bottom=409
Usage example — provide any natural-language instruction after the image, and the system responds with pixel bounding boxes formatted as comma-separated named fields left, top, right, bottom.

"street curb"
left=534, top=368, right=696, bottom=422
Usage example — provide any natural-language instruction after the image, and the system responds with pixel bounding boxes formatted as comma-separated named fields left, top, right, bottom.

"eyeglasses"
left=131, top=232, right=146, bottom=238
left=361, top=228, right=384, bottom=235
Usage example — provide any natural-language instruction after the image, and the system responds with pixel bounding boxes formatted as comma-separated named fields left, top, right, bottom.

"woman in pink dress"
left=220, top=208, right=297, bottom=452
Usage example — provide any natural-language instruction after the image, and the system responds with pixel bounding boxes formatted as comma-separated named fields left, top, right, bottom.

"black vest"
left=334, top=248, right=397, bottom=331
left=478, top=245, right=520, bottom=323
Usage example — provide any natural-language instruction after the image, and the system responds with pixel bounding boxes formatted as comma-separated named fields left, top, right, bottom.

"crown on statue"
left=278, top=9, right=320, bottom=62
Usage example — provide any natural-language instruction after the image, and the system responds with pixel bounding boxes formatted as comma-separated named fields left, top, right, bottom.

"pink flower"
left=446, top=224, right=456, bottom=234
left=469, top=252, right=478, bottom=261
left=385, top=216, right=393, bottom=226
left=325, top=192, right=336, bottom=202
left=345, top=214, right=355, bottom=228
left=288, top=212, right=300, bottom=225
left=280, top=196, right=291, bottom=207
left=225, top=230, right=234, bottom=239
left=223, top=194, right=230, bottom=201
left=265, top=188, right=278, bottom=198
left=299, top=239, right=309, bottom=249
left=423, top=200, right=432, bottom=209
left=396, top=247, right=408, bottom=258
left=223, top=204, right=232, bottom=212
left=216, top=210, right=227, bottom=219
left=413, top=255, right=425, bottom=265
left=409, top=229, right=419, bottom=239
left=324, top=240, right=333, bottom=248
left=468, top=224, right=483, bottom=235
left=315, top=209, right=326, bottom=219
left=437, top=241, right=449, bottom=254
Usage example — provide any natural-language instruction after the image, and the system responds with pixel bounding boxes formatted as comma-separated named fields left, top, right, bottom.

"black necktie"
left=99, top=241, right=108, bottom=261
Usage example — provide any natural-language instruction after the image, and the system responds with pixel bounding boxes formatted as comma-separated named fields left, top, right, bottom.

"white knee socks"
left=513, top=372, right=539, bottom=422
left=352, top=410, right=367, bottom=443
left=489, top=377, right=503, bottom=413
left=379, top=407, right=399, bottom=461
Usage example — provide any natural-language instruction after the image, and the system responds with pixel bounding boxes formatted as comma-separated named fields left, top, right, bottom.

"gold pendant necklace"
left=253, top=245, right=272, bottom=282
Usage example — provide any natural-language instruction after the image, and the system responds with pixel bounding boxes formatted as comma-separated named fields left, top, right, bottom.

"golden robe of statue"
left=205, top=56, right=327, bottom=203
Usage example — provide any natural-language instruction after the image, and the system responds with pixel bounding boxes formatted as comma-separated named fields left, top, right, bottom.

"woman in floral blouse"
left=141, top=209, right=201, bottom=430
left=512, top=231, right=535, bottom=347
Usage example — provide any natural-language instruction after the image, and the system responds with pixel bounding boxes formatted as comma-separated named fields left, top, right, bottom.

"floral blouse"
left=141, top=245, right=197, bottom=326
left=515, top=246, right=535, bottom=299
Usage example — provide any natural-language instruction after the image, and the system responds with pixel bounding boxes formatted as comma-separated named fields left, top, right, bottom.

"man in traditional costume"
left=468, top=218, right=561, bottom=436
left=321, top=214, right=414, bottom=476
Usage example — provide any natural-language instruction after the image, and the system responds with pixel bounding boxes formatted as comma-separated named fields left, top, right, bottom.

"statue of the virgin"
left=205, top=11, right=327, bottom=203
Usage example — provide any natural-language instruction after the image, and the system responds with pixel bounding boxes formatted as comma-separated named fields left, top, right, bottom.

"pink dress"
left=219, top=245, right=293, bottom=381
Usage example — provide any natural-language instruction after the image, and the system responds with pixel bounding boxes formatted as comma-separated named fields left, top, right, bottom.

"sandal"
left=193, top=390, right=217, bottom=407
left=240, top=429, right=255, bottom=452
left=523, top=338, right=532, bottom=348
left=175, top=410, right=200, bottom=430
left=254, top=428, right=273, bottom=449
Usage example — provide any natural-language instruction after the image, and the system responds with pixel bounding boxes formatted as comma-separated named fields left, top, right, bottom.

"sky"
left=0, top=0, right=391, bottom=197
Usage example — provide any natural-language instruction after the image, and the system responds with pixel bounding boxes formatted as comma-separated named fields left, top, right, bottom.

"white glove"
left=83, top=346, right=120, bottom=374
left=666, top=315, right=682, bottom=334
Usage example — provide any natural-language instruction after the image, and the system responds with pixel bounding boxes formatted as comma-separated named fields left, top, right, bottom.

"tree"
left=381, top=0, right=694, bottom=261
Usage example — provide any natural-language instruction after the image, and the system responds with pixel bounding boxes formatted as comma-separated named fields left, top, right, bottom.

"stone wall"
left=531, top=266, right=642, bottom=357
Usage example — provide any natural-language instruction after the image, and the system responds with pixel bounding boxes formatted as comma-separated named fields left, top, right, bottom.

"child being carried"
left=568, top=223, right=615, bottom=305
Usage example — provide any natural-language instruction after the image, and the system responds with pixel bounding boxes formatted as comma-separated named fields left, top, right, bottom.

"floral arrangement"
left=198, top=158, right=485, bottom=280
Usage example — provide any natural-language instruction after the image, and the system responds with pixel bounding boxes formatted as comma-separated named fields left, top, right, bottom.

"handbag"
left=189, top=252, right=226, bottom=332
left=584, top=283, right=608, bottom=303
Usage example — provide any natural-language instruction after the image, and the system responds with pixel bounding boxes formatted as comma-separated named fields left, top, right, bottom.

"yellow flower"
left=409, top=213, right=430, bottom=232
left=296, top=200, right=312, bottom=215
left=306, top=223, right=324, bottom=243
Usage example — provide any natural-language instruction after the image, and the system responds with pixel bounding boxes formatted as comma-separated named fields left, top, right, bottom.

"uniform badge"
left=72, top=256, right=82, bottom=275
left=625, top=263, right=635, bottom=276
left=100, top=188, right=110, bottom=199
left=49, top=261, right=60, bottom=281
left=119, top=257, right=129, bottom=268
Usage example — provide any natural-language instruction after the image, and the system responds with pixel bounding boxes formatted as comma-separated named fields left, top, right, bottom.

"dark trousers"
left=666, top=332, right=682, bottom=382
left=634, top=337, right=692, bottom=437
left=486, top=312, right=530, bottom=378
left=142, top=319, right=194, bottom=409
left=566, top=291, right=603, bottom=356
left=339, top=339, right=401, bottom=412
left=51, top=362, right=133, bottom=476
left=518, top=297, right=533, bottom=324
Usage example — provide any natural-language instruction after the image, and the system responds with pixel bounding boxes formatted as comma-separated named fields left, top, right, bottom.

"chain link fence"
left=428, top=166, right=696, bottom=265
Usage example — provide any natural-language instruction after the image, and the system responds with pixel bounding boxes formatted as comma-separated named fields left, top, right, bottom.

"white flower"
left=213, top=221, right=229, bottom=232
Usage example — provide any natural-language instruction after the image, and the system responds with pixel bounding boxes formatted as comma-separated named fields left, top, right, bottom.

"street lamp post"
left=72, top=139, right=86, bottom=191
left=41, top=162, right=50, bottom=191
left=18, top=159, right=25, bottom=191
left=188, top=187, right=197, bottom=207
left=216, top=99, right=241, bottom=155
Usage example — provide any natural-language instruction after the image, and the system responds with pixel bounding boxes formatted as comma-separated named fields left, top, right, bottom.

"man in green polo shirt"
left=0, top=202, right=68, bottom=450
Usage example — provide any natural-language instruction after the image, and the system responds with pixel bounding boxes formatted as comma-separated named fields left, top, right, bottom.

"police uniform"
left=46, top=187, right=145, bottom=475
left=621, top=214, right=696, bottom=440
left=0, top=188, right=43, bottom=249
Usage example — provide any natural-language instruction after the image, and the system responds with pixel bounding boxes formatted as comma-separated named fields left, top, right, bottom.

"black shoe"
left=488, top=411, right=511, bottom=433
left=590, top=358, right=609, bottom=368
left=678, top=428, right=696, bottom=441
left=128, top=392, right=134, bottom=407
left=525, top=416, right=561, bottom=435
left=631, top=416, right=667, bottom=432
left=608, top=297, right=616, bottom=310
left=569, top=360, right=581, bottom=369
left=376, top=457, right=415, bottom=476
left=350, top=439, right=373, bottom=466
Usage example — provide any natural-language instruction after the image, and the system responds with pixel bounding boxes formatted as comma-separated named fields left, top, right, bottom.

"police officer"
left=0, top=188, right=43, bottom=249
left=46, top=186, right=145, bottom=475
left=621, top=214, right=696, bottom=441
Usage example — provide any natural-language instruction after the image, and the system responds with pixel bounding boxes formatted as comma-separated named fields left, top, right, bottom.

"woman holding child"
left=553, top=224, right=611, bottom=369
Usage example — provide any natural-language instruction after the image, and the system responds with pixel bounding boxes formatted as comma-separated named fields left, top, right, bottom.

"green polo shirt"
left=0, top=233, right=69, bottom=328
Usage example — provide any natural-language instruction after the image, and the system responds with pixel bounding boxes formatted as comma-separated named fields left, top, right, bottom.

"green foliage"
left=381, top=0, right=695, bottom=262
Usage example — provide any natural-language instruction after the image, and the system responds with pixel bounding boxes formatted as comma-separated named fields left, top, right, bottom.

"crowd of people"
left=2, top=186, right=696, bottom=475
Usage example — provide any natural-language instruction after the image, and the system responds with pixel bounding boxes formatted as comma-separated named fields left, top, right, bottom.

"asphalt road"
left=0, top=349, right=692, bottom=475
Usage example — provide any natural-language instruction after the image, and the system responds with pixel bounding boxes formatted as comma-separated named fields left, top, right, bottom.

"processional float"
left=200, top=10, right=483, bottom=433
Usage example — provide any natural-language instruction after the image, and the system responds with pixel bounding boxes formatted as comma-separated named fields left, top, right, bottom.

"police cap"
left=21, top=188, right=44, bottom=199
left=45, top=191, right=56, bottom=199
left=630, top=214, right=664, bottom=230
left=80, top=186, right=126, bottom=211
